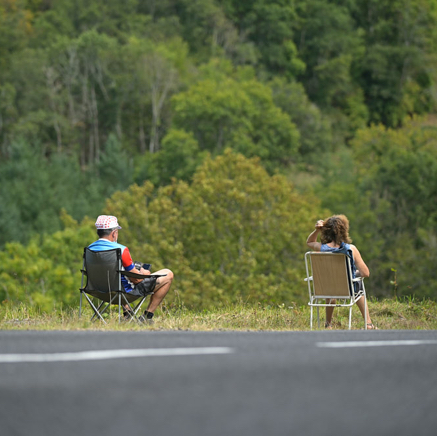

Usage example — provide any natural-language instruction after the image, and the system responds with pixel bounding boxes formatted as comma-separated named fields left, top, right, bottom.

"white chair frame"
left=304, top=251, right=367, bottom=330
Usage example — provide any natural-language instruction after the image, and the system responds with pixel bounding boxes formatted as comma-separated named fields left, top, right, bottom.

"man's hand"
left=129, top=267, right=151, bottom=285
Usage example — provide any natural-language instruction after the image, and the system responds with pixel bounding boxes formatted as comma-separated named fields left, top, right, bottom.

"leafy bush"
left=0, top=152, right=326, bottom=310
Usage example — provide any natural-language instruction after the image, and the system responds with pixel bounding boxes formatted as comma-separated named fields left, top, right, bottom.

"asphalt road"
left=0, top=329, right=436, bottom=436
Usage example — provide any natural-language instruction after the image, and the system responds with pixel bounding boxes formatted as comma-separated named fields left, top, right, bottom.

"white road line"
left=317, top=340, right=437, bottom=349
left=0, top=347, right=234, bottom=363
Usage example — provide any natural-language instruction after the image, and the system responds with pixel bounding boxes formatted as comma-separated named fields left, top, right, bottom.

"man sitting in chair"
left=88, top=215, right=174, bottom=322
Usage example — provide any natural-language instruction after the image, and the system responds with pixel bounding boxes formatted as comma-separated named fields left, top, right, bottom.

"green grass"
left=1, top=298, right=437, bottom=331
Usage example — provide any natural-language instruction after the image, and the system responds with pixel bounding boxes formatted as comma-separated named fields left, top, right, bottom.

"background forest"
left=1, top=0, right=437, bottom=311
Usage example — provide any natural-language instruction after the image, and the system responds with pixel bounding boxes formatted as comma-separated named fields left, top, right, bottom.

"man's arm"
left=121, top=248, right=150, bottom=284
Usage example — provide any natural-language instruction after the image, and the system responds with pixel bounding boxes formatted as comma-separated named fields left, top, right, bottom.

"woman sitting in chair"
left=306, top=214, right=378, bottom=329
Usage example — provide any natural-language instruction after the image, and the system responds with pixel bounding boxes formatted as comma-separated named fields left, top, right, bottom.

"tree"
left=269, top=77, right=333, bottom=159
left=0, top=0, right=31, bottom=75
left=320, top=117, right=437, bottom=298
left=0, top=151, right=327, bottom=310
left=146, top=128, right=207, bottom=186
left=221, top=0, right=305, bottom=76
left=171, top=62, right=300, bottom=170
left=0, top=82, right=17, bottom=156
left=30, top=0, right=142, bottom=42
left=105, top=150, right=326, bottom=308
left=98, top=133, right=134, bottom=196
left=290, top=0, right=368, bottom=141
left=352, top=0, right=437, bottom=126
left=0, top=212, right=95, bottom=311
left=115, top=36, right=189, bottom=154
left=0, top=136, right=131, bottom=248
left=4, top=31, right=119, bottom=162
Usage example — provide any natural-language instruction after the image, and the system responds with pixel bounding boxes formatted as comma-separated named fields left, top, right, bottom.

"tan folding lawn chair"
left=304, top=251, right=367, bottom=330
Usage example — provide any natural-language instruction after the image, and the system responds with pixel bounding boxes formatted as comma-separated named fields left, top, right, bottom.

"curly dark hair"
left=320, top=215, right=352, bottom=245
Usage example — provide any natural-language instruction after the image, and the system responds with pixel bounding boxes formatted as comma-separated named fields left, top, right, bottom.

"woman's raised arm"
left=306, top=220, right=324, bottom=251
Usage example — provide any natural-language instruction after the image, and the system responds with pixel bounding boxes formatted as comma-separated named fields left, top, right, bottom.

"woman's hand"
left=315, top=220, right=324, bottom=229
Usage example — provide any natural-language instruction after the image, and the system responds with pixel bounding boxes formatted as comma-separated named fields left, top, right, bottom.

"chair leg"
left=90, top=296, right=117, bottom=322
left=310, top=305, right=313, bottom=330
left=90, top=300, right=106, bottom=321
left=79, top=292, right=82, bottom=318
left=121, top=294, right=148, bottom=325
left=317, top=306, right=320, bottom=329
left=83, top=294, right=108, bottom=325
left=118, top=293, right=121, bottom=323
left=348, top=306, right=352, bottom=330
left=364, top=294, right=367, bottom=330
left=131, top=297, right=147, bottom=316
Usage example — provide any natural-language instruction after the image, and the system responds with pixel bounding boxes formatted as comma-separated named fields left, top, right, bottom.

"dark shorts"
left=129, top=276, right=158, bottom=297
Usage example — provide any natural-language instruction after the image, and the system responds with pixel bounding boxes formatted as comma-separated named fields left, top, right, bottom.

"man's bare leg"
left=146, top=269, right=174, bottom=313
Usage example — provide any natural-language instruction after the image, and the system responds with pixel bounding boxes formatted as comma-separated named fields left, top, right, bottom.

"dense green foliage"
left=0, top=152, right=326, bottom=309
left=1, top=0, right=437, bottom=308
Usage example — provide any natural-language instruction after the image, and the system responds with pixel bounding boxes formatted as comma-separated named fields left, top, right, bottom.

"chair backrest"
left=306, top=252, right=353, bottom=298
left=83, top=248, right=122, bottom=294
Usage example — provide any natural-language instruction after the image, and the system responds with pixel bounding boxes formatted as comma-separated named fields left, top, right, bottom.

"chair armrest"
left=119, top=270, right=167, bottom=279
left=304, top=277, right=313, bottom=282
left=352, top=277, right=364, bottom=283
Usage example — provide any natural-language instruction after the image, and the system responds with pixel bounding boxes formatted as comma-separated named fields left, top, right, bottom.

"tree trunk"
left=139, top=104, right=146, bottom=153
left=91, top=85, right=100, bottom=163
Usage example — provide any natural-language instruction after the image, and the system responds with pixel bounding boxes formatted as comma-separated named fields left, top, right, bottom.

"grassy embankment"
left=1, top=298, right=436, bottom=331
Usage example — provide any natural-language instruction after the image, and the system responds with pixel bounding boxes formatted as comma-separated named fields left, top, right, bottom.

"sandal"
left=324, top=322, right=333, bottom=329
left=366, top=323, right=379, bottom=330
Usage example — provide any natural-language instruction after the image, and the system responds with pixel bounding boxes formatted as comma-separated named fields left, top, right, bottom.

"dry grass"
left=1, top=298, right=437, bottom=331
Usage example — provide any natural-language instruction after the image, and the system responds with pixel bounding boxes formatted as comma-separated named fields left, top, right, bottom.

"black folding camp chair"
left=79, top=247, right=150, bottom=324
